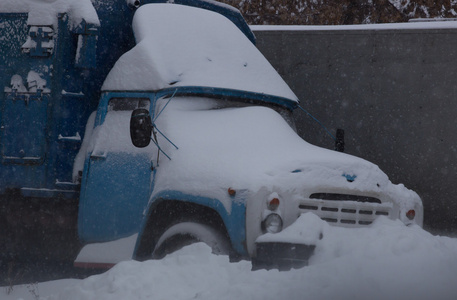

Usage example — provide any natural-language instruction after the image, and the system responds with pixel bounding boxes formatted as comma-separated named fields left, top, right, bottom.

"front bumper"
left=252, top=213, right=324, bottom=271
left=252, top=241, right=316, bottom=271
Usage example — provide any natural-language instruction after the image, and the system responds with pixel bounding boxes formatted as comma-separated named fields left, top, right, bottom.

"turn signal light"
left=228, top=187, right=236, bottom=197
left=268, top=198, right=280, bottom=211
left=406, top=209, right=415, bottom=220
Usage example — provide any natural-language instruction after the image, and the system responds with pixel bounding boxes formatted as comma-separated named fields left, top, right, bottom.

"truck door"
left=78, top=97, right=154, bottom=242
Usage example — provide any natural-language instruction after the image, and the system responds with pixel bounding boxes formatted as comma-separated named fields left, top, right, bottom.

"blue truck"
left=1, top=0, right=423, bottom=270
left=0, top=0, right=255, bottom=264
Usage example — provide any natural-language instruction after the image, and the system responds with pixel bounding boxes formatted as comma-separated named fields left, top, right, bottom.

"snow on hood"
left=101, top=4, right=298, bottom=102
left=151, top=98, right=420, bottom=211
left=0, top=0, right=99, bottom=28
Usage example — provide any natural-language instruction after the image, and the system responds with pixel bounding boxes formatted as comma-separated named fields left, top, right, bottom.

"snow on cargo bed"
left=151, top=97, right=421, bottom=212
left=0, top=0, right=99, bottom=28
left=101, top=3, right=298, bottom=102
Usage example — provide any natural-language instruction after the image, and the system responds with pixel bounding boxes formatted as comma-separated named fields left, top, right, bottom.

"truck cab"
left=0, top=0, right=263, bottom=264
left=75, top=3, right=423, bottom=269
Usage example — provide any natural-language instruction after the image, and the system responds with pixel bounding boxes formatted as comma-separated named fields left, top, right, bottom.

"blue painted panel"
left=0, top=12, right=98, bottom=195
left=1, top=14, right=51, bottom=192
left=1, top=93, right=48, bottom=164
left=78, top=94, right=154, bottom=242
left=78, top=152, right=152, bottom=242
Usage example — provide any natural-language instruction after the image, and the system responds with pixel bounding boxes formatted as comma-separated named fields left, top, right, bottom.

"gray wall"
left=254, top=26, right=457, bottom=235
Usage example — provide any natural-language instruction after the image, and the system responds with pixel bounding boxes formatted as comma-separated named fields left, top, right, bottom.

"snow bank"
left=75, top=234, right=138, bottom=266
left=102, top=4, right=297, bottom=102
left=4, top=216, right=456, bottom=300
left=0, top=0, right=99, bottom=28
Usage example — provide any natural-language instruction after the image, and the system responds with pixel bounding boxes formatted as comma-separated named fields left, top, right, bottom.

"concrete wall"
left=254, top=25, right=457, bottom=235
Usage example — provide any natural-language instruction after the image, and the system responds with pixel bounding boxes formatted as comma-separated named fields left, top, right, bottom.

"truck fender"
left=133, top=192, right=247, bottom=260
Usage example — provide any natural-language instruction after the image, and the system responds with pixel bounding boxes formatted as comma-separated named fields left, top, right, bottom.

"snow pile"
left=0, top=0, right=99, bottom=28
left=26, top=70, right=49, bottom=92
left=8, top=75, right=27, bottom=92
left=75, top=234, right=138, bottom=266
left=4, top=215, right=456, bottom=300
left=102, top=4, right=297, bottom=102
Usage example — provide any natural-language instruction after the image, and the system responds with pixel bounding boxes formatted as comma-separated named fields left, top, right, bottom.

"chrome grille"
left=298, top=194, right=392, bottom=227
left=310, top=193, right=381, bottom=203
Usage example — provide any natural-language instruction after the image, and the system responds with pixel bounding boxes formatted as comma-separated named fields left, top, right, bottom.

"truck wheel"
left=152, top=222, right=231, bottom=259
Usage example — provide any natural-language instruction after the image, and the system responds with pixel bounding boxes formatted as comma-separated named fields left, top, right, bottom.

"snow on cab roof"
left=101, top=3, right=298, bottom=103
left=0, top=0, right=99, bottom=28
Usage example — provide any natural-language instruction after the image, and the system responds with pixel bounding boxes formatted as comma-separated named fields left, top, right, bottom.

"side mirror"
left=130, top=108, right=152, bottom=148
left=126, top=0, right=141, bottom=9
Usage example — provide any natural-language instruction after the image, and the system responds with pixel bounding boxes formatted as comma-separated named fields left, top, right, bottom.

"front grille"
left=310, top=193, right=381, bottom=203
left=298, top=194, right=392, bottom=227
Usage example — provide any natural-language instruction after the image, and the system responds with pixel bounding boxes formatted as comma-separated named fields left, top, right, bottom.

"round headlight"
left=262, top=213, right=283, bottom=234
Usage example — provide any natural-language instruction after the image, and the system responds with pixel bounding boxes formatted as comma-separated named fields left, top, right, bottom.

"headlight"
left=262, top=213, right=283, bottom=234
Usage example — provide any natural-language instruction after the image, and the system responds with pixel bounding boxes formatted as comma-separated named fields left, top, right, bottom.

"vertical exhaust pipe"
left=335, top=128, right=345, bottom=152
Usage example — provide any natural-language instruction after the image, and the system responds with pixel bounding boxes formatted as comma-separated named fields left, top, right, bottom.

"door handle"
left=90, top=151, right=107, bottom=160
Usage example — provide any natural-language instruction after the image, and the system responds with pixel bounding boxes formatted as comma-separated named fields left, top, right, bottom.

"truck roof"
left=101, top=3, right=298, bottom=105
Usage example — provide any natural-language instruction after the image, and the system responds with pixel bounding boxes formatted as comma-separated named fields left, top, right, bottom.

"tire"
left=152, top=222, right=231, bottom=259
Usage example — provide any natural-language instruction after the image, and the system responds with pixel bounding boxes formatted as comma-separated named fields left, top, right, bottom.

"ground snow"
left=3, top=215, right=457, bottom=300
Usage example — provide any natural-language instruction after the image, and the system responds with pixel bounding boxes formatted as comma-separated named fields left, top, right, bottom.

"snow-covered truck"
left=1, top=0, right=423, bottom=269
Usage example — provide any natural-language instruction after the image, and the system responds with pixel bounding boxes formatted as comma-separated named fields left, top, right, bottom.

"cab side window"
left=108, top=98, right=150, bottom=111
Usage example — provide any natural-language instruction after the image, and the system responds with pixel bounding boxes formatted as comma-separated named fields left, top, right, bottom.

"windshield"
left=108, top=97, right=150, bottom=111
left=180, top=97, right=297, bottom=131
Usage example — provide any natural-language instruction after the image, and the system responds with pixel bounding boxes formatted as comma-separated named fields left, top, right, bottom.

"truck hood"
left=151, top=98, right=421, bottom=212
